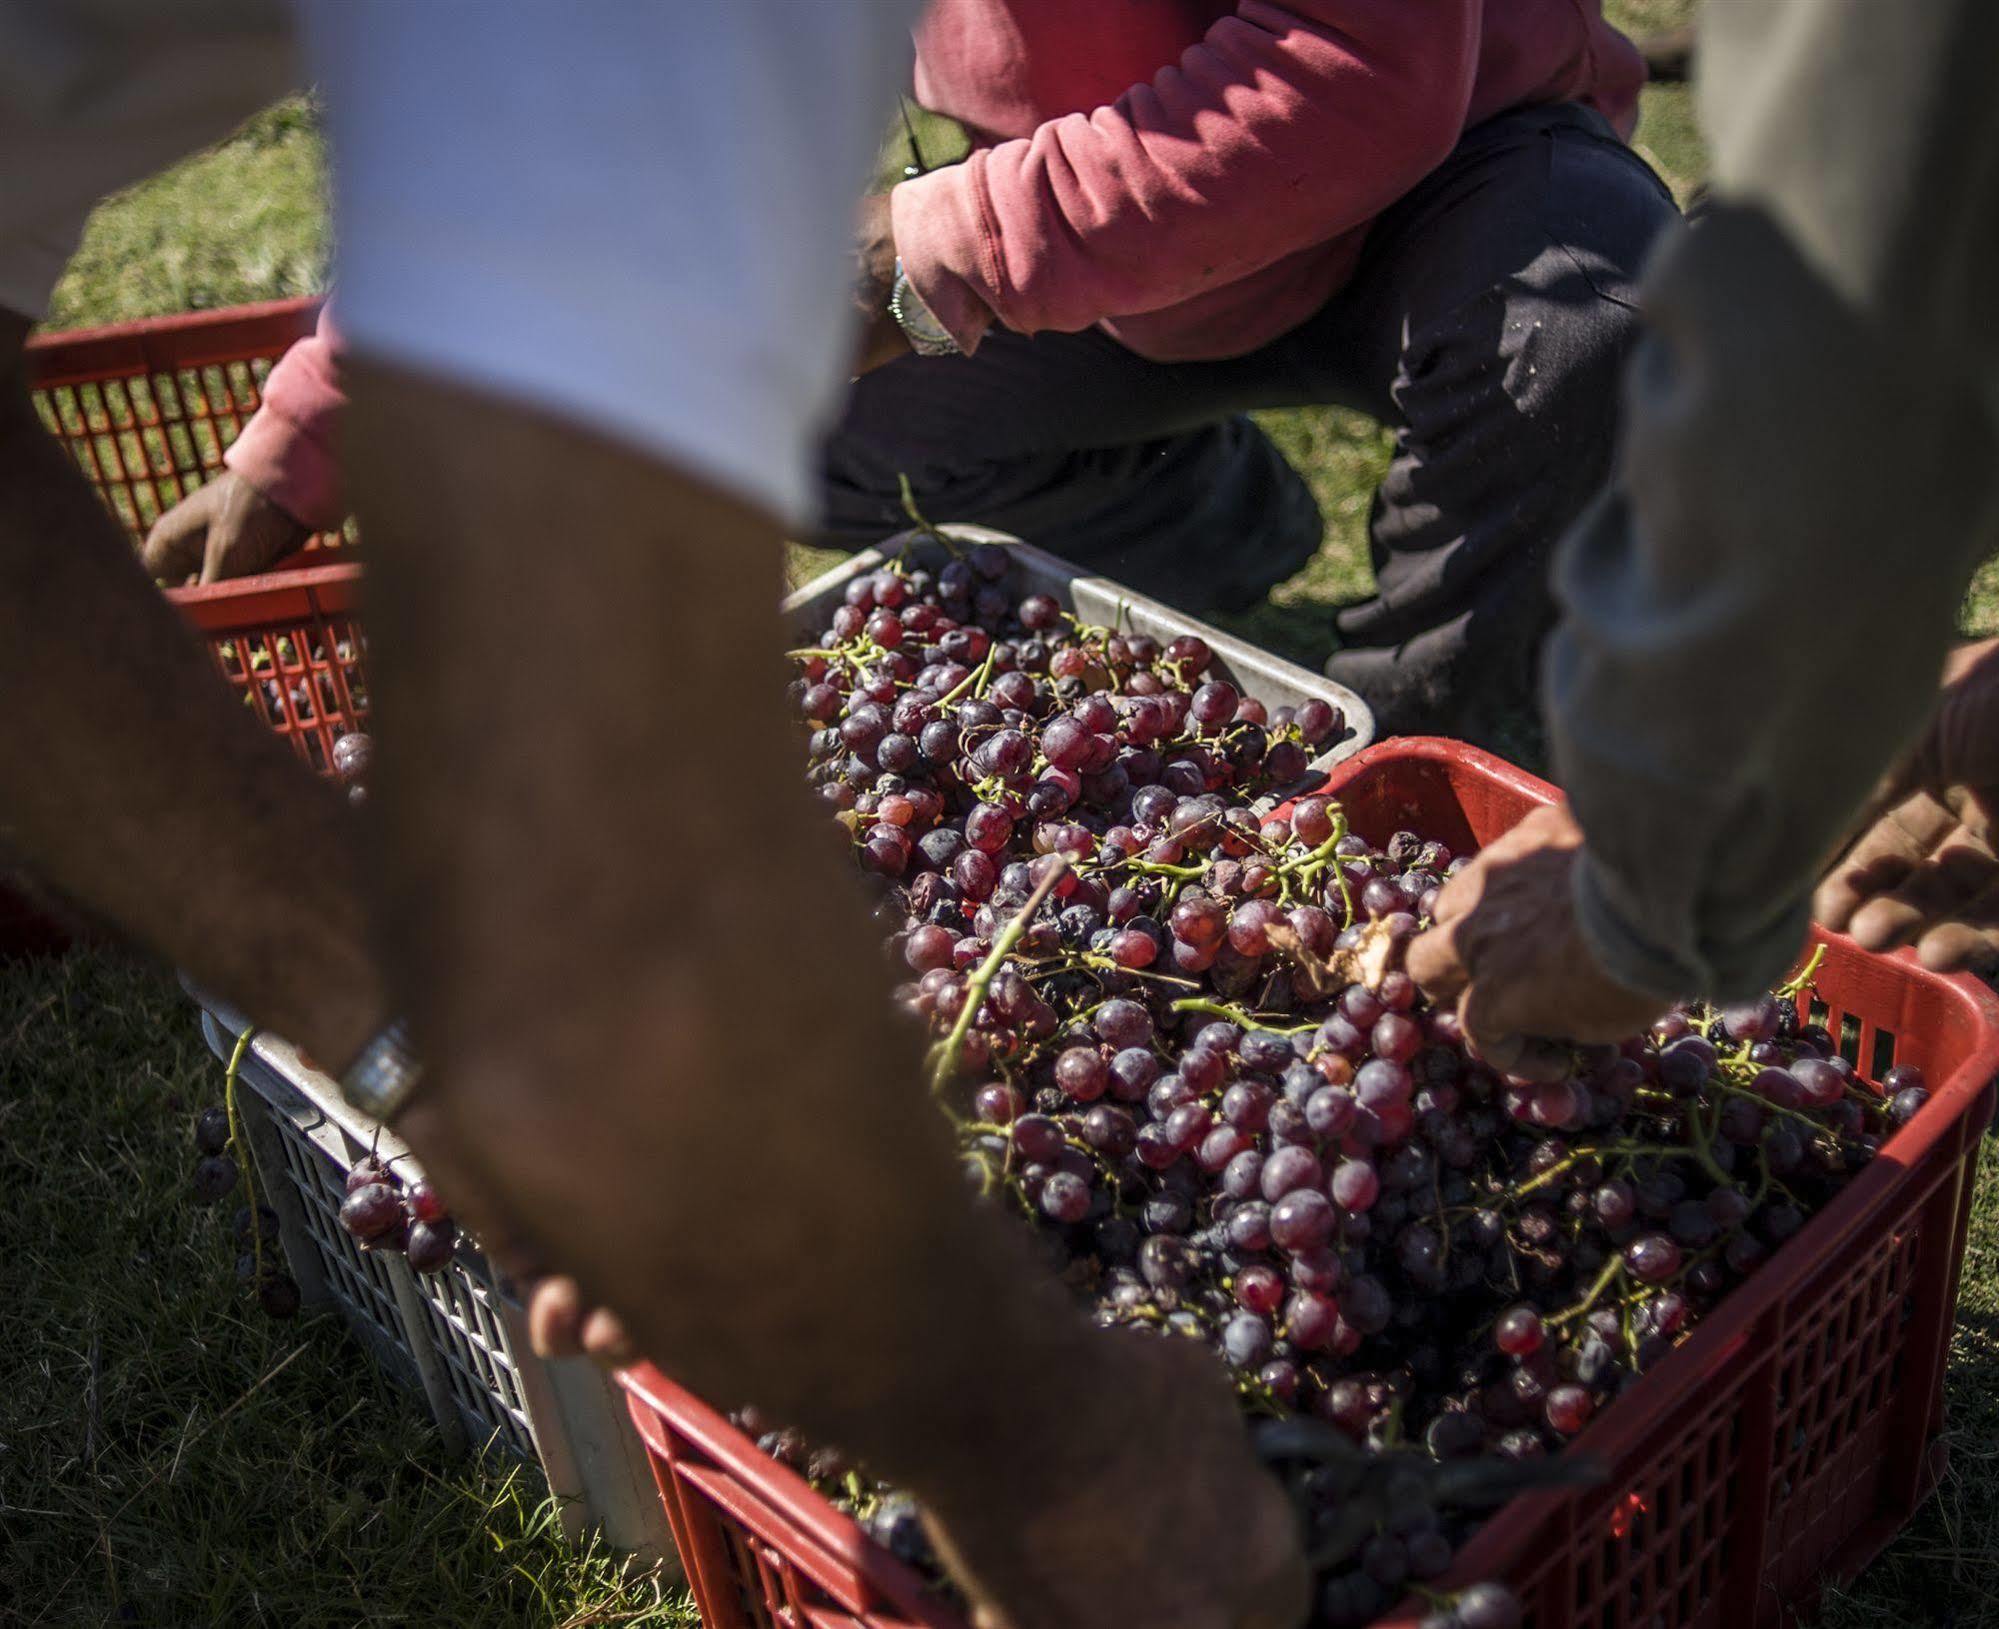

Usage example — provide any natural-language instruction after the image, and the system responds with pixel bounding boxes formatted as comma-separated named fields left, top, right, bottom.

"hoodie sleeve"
left=224, top=304, right=351, bottom=532
left=891, top=0, right=1478, bottom=352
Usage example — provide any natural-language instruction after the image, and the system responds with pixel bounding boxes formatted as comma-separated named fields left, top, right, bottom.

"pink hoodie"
left=228, top=0, right=1642, bottom=525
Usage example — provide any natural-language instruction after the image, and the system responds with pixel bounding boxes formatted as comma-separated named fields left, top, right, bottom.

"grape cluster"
left=775, top=542, right=1919, bottom=1629
left=229, top=630, right=370, bottom=777
left=336, top=1156, right=460, bottom=1274
left=189, top=1104, right=300, bottom=1318
left=790, top=543, right=1348, bottom=891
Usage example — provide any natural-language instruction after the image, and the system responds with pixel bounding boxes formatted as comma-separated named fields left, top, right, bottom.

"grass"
left=14, top=4, right=1998, bottom=1623
left=42, top=101, right=331, bottom=333
left=0, top=954, right=695, bottom=1627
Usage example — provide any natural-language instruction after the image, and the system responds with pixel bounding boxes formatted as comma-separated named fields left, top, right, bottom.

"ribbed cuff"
left=889, top=165, right=999, bottom=356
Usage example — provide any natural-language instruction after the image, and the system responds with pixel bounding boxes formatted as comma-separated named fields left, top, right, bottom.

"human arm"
left=299, top=5, right=1304, bottom=1623
left=1411, top=209, right=1998, bottom=1059
left=891, top=0, right=1478, bottom=350
left=851, top=192, right=912, bottom=374
left=351, top=366, right=1304, bottom=1629
left=141, top=305, right=348, bottom=583
left=1410, top=0, right=1999, bottom=1055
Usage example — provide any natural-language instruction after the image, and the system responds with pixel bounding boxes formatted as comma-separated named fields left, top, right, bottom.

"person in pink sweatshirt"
left=145, top=0, right=1673, bottom=751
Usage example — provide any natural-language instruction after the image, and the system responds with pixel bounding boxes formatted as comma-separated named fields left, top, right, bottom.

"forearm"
left=894, top=0, right=1475, bottom=347
left=349, top=364, right=1130, bottom=1501
left=0, top=316, right=381, bottom=1066
left=224, top=306, right=351, bottom=532
left=1548, top=208, right=1999, bottom=999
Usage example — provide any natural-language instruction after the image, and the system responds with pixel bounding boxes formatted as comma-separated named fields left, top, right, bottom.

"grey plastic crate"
left=785, top=525, right=1375, bottom=782
left=194, top=998, right=673, bottom=1564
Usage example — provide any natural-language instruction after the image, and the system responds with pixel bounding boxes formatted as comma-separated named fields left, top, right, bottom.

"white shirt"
left=1, top=0, right=918, bottom=524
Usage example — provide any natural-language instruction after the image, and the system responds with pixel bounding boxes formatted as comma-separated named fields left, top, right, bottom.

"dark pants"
left=817, top=104, right=1678, bottom=747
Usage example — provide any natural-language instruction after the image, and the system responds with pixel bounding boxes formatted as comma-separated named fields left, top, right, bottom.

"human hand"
left=853, top=192, right=910, bottom=374
left=1815, top=638, right=1999, bottom=971
left=461, top=1154, right=1310, bottom=1629
left=526, top=1290, right=1309, bottom=1628
left=916, top=1333, right=1308, bottom=1629
left=141, top=470, right=310, bottom=584
left=1407, top=803, right=1669, bottom=1078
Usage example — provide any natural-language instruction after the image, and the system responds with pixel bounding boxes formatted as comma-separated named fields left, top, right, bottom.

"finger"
left=1847, top=851, right=1990, bottom=954
left=1458, top=981, right=1524, bottom=1073
left=1846, top=891, right=1931, bottom=954
left=580, top=1304, right=639, bottom=1367
left=1468, top=1027, right=1527, bottom=1077
left=1405, top=920, right=1469, bottom=1005
left=140, top=511, right=205, bottom=583
left=528, top=1275, right=588, bottom=1359
left=1425, top=854, right=1488, bottom=928
left=1913, top=878, right=1999, bottom=972
left=1815, top=797, right=1952, bottom=930
left=1915, top=922, right=1994, bottom=973
left=1814, top=847, right=1918, bottom=932
left=1504, top=1036, right=1575, bottom=1084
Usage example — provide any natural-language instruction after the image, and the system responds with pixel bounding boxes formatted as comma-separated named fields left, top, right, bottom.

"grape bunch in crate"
left=9, top=1, right=1999, bottom=1627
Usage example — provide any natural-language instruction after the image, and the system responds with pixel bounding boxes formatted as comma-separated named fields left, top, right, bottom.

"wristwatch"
left=340, top=1018, right=424, bottom=1123
left=888, top=258, right=961, bottom=357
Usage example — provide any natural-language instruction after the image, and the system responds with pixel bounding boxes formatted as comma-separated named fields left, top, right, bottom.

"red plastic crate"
left=618, top=736, right=1999, bottom=1629
left=0, top=563, right=366, bottom=956
left=26, top=297, right=344, bottom=560
left=169, top=563, right=369, bottom=776
left=1, top=303, right=351, bottom=954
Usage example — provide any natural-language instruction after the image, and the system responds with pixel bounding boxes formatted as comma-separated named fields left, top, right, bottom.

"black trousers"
left=817, top=103, right=1679, bottom=749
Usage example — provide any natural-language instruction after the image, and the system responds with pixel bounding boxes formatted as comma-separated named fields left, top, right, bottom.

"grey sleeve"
left=1544, top=0, right=1999, bottom=1003
left=1548, top=210, right=1999, bottom=1002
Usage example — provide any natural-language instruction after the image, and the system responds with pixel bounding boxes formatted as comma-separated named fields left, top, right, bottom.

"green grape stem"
left=1777, top=942, right=1828, bottom=1000
left=1547, top=1257, right=1625, bottom=1329
left=1170, top=996, right=1316, bottom=1035
left=929, top=855, right=1071, bottom=1092
left=222, top=1025, right=263, bottom=1286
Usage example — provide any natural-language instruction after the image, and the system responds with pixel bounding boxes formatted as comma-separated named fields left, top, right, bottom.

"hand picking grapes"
left=721, top=540, right=1915, bottom=1626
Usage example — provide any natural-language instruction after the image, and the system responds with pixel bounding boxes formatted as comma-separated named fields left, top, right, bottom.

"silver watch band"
left=340, top=1019, right=423, bottom=1123
left=889, top=257, right=961, bottom=357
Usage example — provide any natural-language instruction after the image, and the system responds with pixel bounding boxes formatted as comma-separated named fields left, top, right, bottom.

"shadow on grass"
left=1205, top=596, right=1342, bottom=675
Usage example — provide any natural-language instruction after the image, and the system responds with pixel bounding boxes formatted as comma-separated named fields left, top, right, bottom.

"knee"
left=1504, top=269, right=1647, bottom=416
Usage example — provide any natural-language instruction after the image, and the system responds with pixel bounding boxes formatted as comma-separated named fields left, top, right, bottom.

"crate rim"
left=783, top=522, right=1378, bottom=779
left=620, top=733, right=1999, bottom=1629
left=167, top=560, right=362, bottom=631
left=25, top=296, right=323, bottom=388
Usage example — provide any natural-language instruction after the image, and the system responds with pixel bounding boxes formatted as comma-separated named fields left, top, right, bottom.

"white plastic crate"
left=786, top=525, right=1376, bottom=784
left=195, top=998, right=673, bottom=1563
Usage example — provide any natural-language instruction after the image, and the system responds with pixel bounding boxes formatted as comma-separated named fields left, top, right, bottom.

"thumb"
left=141, top=504, right=207, bottom=584
left=1405, top=920, right=1468, bottom=1006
